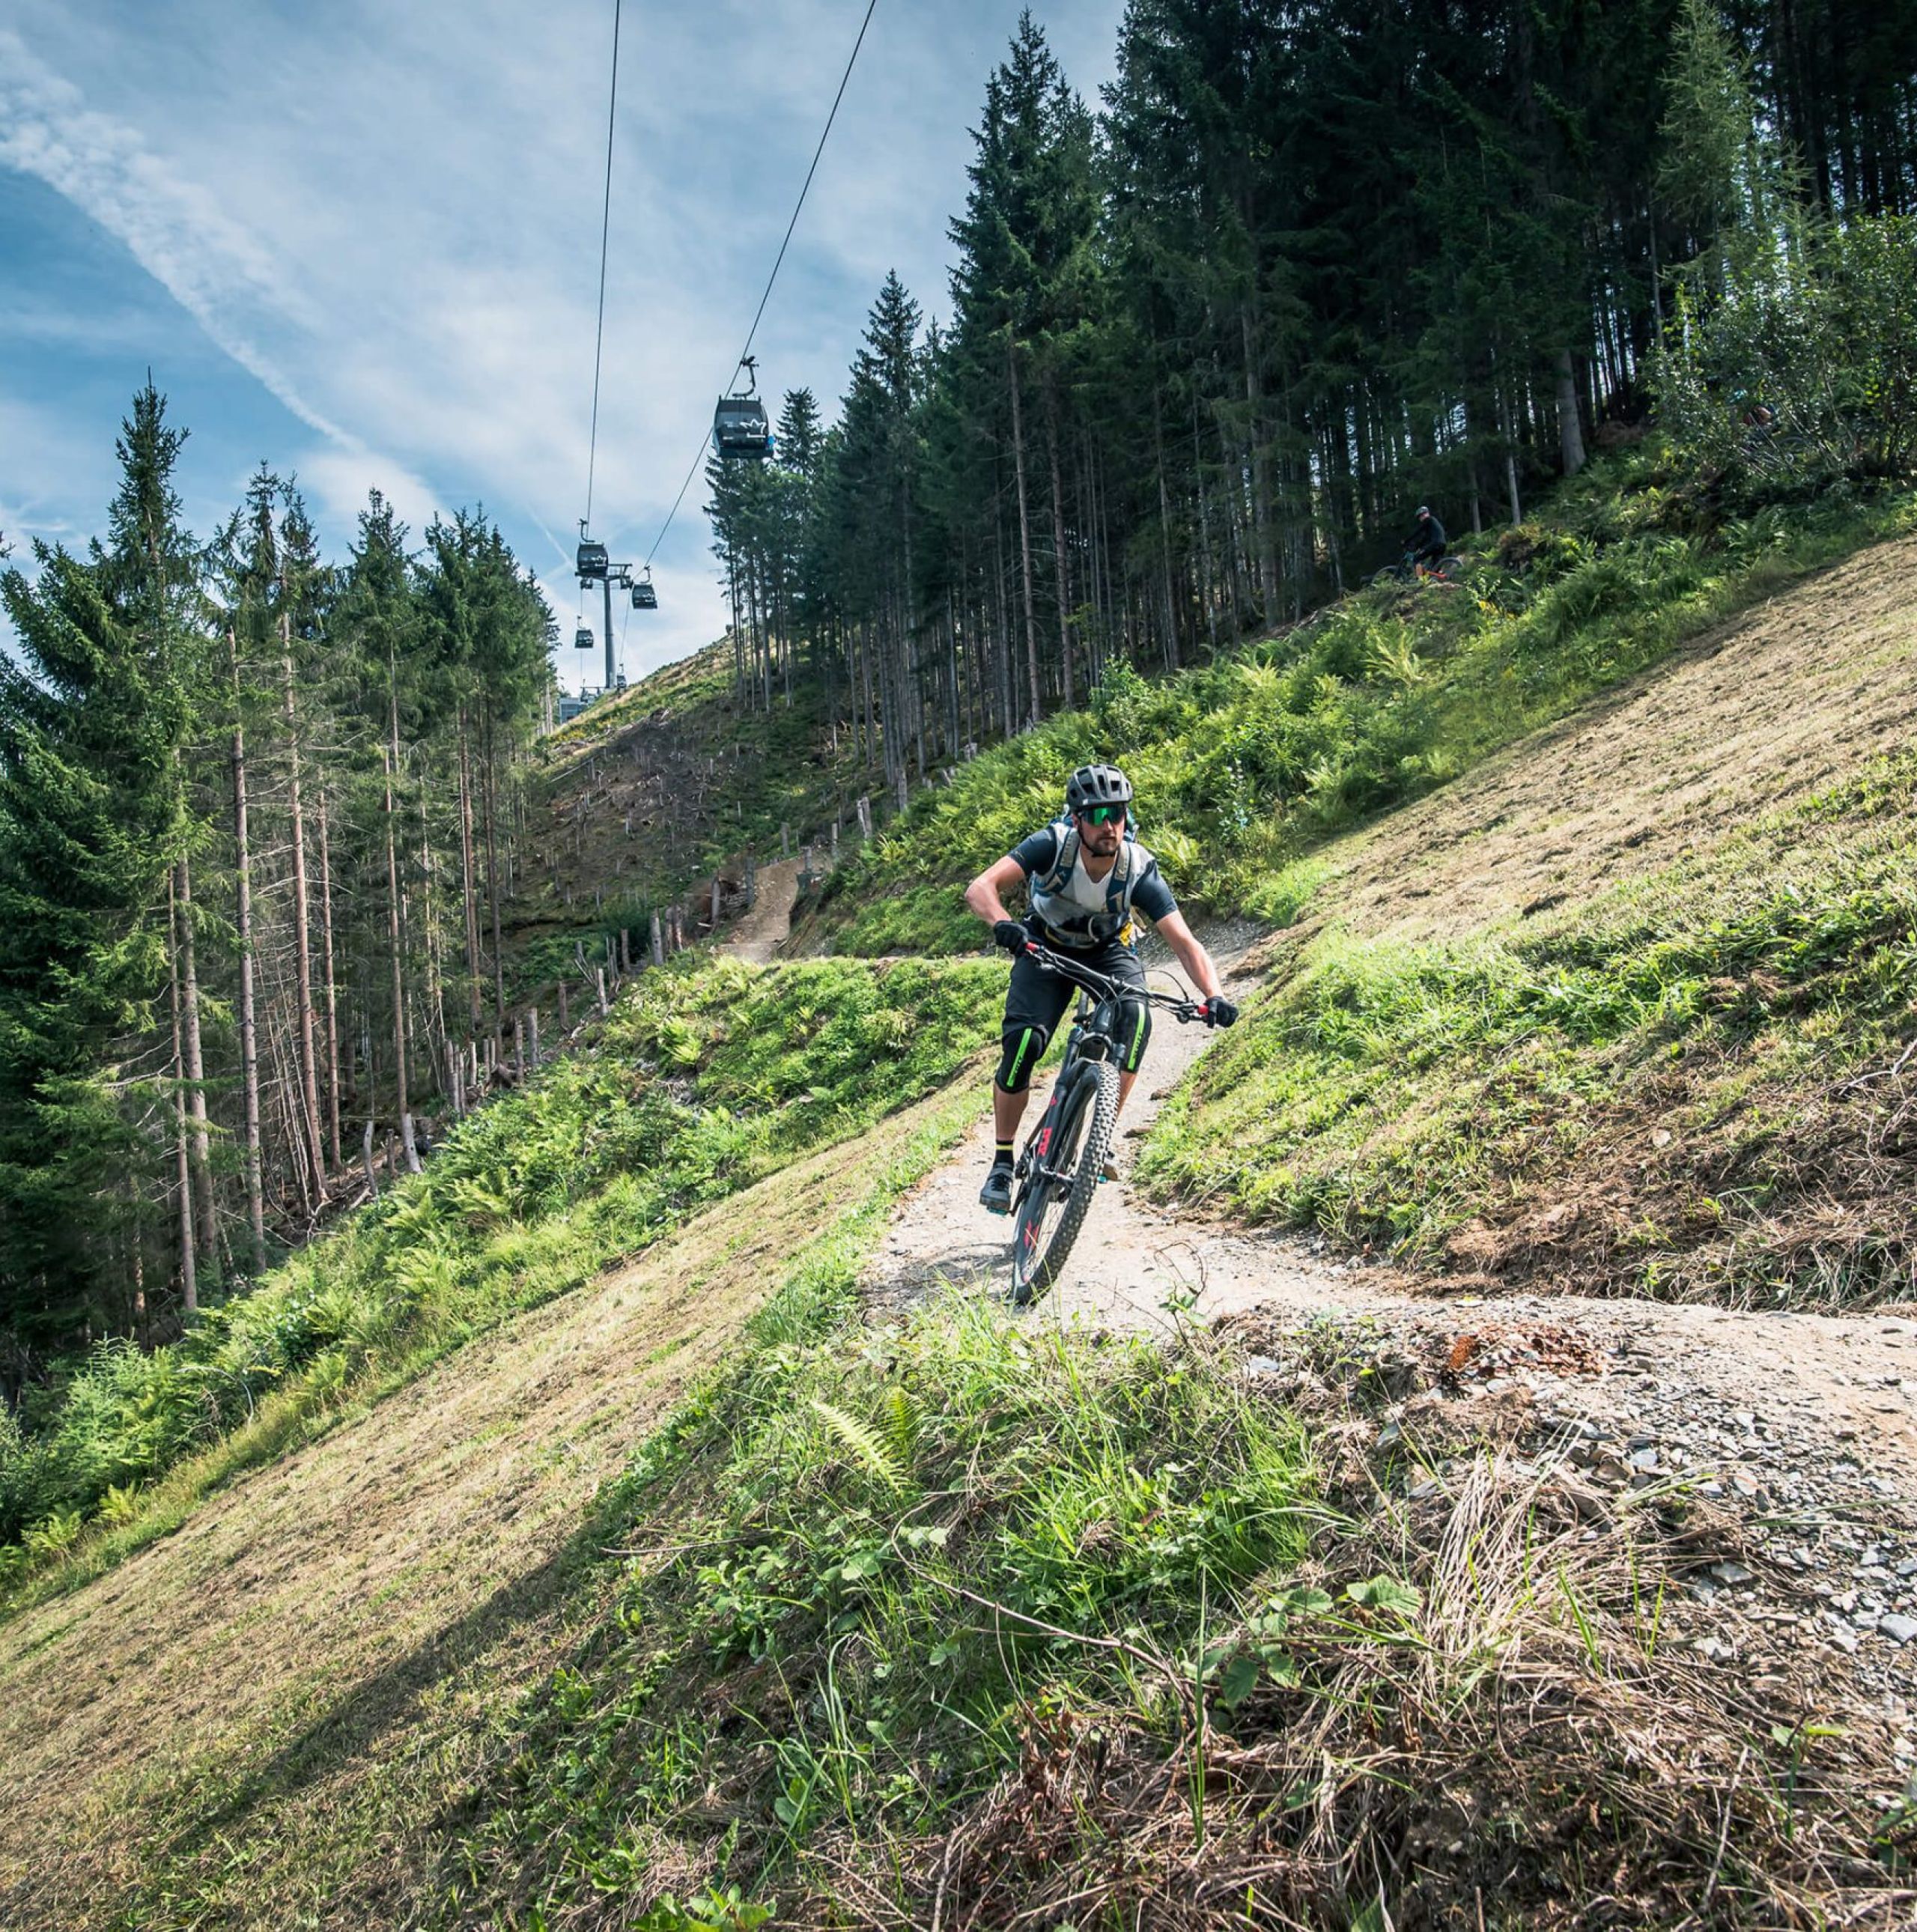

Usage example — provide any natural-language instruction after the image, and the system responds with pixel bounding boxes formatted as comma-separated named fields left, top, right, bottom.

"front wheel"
left=1008, top=1060, right=1119, bottom=1307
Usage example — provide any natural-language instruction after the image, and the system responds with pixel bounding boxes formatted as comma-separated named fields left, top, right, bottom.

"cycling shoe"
left=979, top=1164, right=1014, bottom=1215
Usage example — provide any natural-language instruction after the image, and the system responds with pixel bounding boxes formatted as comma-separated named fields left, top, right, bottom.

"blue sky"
left=0, top=0, right=1123, bottom=688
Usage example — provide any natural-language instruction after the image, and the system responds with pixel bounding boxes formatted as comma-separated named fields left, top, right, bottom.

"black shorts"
left=997, top=927, right=1150, bottom=1092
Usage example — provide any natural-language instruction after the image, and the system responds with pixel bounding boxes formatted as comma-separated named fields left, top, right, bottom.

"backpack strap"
left=1036, top=818, right=1080, bottom=896
left=1103, top=834, right=1137, bottom=920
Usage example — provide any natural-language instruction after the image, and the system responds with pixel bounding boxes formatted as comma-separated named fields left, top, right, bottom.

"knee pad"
left=995, top=1022, right=1051, bottom=1094
left=1117, top=1000, right=1153, bottom=1074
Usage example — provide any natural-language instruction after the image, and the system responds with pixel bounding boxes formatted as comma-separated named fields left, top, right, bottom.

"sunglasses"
left=1081, top=804, right=1127, bottom=826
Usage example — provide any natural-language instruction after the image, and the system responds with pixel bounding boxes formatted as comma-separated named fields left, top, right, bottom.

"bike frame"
left=1012, top=942, right=1202, bottom=1188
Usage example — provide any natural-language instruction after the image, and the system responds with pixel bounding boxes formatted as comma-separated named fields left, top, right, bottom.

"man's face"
left=1076, top=804, right=1125, bottom=857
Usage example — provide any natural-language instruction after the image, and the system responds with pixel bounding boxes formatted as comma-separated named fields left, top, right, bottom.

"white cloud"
left=1, top=0, right=1126, bottom=671
left=0, top=28, right=344, bottom=442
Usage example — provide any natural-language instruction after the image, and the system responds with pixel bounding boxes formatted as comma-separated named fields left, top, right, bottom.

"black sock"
left=992, top=1140, right=1014, bottom=1167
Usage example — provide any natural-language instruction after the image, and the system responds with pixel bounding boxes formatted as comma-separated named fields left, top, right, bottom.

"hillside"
left=4, top=521, right=1917, bottom=1928
left=501, top=645, right=861, bottom=1007
left=1147, top=532, right=1917, bottom=1306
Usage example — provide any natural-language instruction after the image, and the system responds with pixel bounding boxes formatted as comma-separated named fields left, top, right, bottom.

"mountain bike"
left=1371, top=550, right=1464, bottom=588
left=1006, top=941, right=1215, bottom=1306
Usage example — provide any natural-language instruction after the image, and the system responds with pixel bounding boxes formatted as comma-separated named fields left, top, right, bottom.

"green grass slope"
left=0, top=953, right=1001, bottom=1589
left=8, top=1084, right=1905, bottom=1929
left=807, top=479, right=1917, bottom=959
left=1143, top=533, right=1917, bottom=1309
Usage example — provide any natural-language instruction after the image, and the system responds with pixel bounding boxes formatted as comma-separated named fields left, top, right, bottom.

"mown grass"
left=1143, top=748, right=1917, bottom=1307
left=0, top=953, right=1001, bottom=1597
left=810, top=479, right=1917, bottom=959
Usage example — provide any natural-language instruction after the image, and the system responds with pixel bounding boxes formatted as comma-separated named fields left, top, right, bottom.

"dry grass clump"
left=776, top=1418, right=1914, bottom=1928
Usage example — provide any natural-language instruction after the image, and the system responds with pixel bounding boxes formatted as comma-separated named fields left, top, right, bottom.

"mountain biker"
left=964, top=762, right=1237, bottom=1215
left=1405, top=505, right=1447, bottom=574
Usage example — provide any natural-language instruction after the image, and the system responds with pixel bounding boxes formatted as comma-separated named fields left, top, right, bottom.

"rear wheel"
left=1009, top=1061, right=1119, bottom=1307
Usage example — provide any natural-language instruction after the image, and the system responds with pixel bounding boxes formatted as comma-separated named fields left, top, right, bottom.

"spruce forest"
left=7, top=0, right=1917, bottom=1370
left=0, top=417, right=554, bottom=1360
left=705, top=0, right=1917, bottom=782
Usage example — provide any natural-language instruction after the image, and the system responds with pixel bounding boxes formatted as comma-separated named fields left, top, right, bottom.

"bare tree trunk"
left=316, top=780, right=343, bottom=1173
left=383, top=648, right=422, bottom=1176
left=1006, top=332, right=1043, bottom=724
left=383, top=744, right=421, bottom=1176
left=458, top=710, right=482, bottom=1033
left=1044, top=380, right=1075, bottom=711
left=1555, top=348, right=1588, bottom=476
left=229, top=640, right=266, bottom=1274
left=1152, top=386, right=1181, bottom=671
left=281, top=611, right=323, bottom=1192
left=173, top=854, right=216, bottom=1266
left=1242, top=309, right=1279, bottom=617
left=167, top=872, right=198, bottom=1315
left=481, top=720, right=506, bottom=1041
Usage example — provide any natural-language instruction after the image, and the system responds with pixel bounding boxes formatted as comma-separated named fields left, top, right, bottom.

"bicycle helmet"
left=1065, top=762, right=1134, bottom=815
left=1415, top=505, right=1431, bottom=518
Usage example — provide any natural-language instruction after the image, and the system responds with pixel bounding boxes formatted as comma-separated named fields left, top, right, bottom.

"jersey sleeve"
left=1131, top=859, right=1178, bottom=924
left=1006, top=827, right=1060, bottom=876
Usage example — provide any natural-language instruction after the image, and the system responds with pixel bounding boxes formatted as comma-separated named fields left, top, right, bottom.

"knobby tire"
left=1009, top=1060, right=1119, bottom=1306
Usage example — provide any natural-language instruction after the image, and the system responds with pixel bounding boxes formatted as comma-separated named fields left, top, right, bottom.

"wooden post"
left=650, top=910, right=664, bottom=967
left=831, top=821, right=840, bottom=857
left=527, top=1005, right=540, bottom=1066
left=710, top=878, right=721, bottom=929
left=558, top=980, right=570, bottom=1031
left=856, top=795, right=872, bottom=840
left=802, top=842, right=813, bottom=877
left=595, top=967, right=610, bottom=1017
left=620, top=926, right=632, bottom=972
left=447, top=1039, right=464, bottom=1117
left=781, top=822, right=790, bottom=857
left=363, top=1119, right=380, bottom=1200
left=746, top=857, right=756, bottom=908
left=514, top=1014, right=526, bottom=1073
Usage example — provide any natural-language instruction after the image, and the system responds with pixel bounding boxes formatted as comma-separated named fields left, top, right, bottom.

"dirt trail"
left=866, top=541, right=1917, bottom=1523
left=722, top=855, right=803, bottom=963
left=865, top=960, right=1917, bottom=1491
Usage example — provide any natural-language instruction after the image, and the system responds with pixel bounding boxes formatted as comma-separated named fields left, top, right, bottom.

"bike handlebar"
left=1020, top=939, right=1211, bottom=1024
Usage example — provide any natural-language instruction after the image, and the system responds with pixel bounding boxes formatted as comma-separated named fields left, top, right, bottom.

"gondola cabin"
left=712, top=391, right=771, bottom=460
left=576, top=538, right=610, bottom=580
left=574, top=624, right=594, bottom=651
left=631, top=577, right=657, bottom=610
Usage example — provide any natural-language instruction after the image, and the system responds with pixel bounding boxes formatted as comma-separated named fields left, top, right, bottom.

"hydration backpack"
left=1030, top=814, right=1145, bottom=947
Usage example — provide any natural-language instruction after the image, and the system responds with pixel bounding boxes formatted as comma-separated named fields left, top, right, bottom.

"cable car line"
left=642, top=0, right=881, bottom=567
left=583, top=0, right=624, bottom=533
